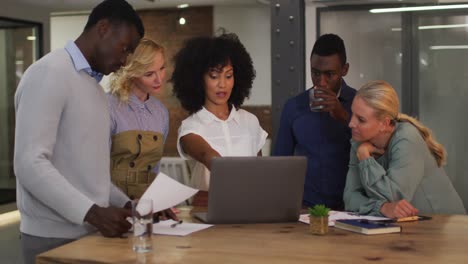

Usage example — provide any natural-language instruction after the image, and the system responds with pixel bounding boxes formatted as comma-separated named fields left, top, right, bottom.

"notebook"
left=334, top=219, right=402, bottom=235
left=192, top=156, right=307, bottom=224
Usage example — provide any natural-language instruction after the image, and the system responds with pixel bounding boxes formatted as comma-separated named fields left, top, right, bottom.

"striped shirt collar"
left=64, top=40, right=103, bottom=83
left=128, top=93, right=155, bottom=114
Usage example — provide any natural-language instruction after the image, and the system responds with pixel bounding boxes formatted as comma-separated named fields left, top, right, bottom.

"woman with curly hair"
left=108, top=38, right=169, bottom=199
left=172, top=33, right=268, bottom=205
left=344, top=80, right=465, bottom=217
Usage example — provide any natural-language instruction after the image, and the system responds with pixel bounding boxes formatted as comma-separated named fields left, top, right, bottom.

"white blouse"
left=177, top=106, right=268, bottom=191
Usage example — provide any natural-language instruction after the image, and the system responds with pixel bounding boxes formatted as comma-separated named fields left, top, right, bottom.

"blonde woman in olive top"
left=108, top=39, right=168, bottom=199
left=344, top=80, right=465, bottom=217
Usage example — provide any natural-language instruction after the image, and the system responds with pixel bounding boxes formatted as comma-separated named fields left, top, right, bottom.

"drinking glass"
left=309, top=87, right=325, bottom=112
left=132, top=199, right=153, bottom=253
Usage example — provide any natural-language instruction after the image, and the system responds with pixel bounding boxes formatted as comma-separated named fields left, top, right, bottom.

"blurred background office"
left=1, top=0, right=468, bottom=262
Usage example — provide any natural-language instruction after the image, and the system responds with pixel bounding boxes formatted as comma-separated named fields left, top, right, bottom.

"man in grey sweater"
left=14, top=1, right=143, bottom=262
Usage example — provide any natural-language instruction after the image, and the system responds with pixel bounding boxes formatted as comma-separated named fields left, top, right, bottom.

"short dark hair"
left=311, top=34, right=347, bottom=65
left=171, top=33, right=255, bottom=114
left=84, top=0, right=144, bottom=37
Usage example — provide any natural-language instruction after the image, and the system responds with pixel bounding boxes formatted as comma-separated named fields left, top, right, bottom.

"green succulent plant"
left=308, top=204, right=330, bottom=217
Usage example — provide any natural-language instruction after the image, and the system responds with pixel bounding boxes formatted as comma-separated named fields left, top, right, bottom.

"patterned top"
left=108, top=93, right=169, bottom=174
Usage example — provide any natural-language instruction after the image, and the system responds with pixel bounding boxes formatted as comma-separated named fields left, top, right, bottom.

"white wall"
left=214, top=6, right=271, bottom=106
left=50, top=15, right=88, bottom=51
left=50, top=14, right=113, bottom=89
left=0, top=1, right=51, bottom=54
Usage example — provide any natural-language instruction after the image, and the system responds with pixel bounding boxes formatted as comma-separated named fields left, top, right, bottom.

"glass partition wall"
left=318, top=6, right=468, bottom=210
left=0, top=17, right=42, bottom=204
left=416, top=12, right=468, bottom=210
left=318, top=8, right=402, bottom=103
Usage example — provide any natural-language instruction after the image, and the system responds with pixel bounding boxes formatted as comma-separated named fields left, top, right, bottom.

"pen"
left=395, top=216, right=419, bottom=222
left=170, top=220, right=183, bottom=228
left=360, top=215, right=432, bottom=224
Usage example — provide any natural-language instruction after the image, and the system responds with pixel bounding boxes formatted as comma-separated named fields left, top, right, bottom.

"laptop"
left=193, top=156, right=307, bottom=224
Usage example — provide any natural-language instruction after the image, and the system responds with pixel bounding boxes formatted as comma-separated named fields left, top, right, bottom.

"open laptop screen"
left=193, top=156, right=306, bottom=224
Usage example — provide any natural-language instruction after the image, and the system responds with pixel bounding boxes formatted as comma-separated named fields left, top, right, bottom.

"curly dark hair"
left=171, top=33, right=255, bottom=114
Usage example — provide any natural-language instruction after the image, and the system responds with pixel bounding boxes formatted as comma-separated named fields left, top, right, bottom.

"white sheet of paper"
left=153, top=220, right=213, bottom=236
left=139, top=172, right=198, bottom=213
left=299, top=211, right=390, bottom=226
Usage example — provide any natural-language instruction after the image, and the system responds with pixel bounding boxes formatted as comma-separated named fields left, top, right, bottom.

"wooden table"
left=37, top=210, right=468, bottom=264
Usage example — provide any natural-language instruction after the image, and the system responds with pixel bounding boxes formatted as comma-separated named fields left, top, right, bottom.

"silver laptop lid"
left=202, top=156, right=306, bottom=224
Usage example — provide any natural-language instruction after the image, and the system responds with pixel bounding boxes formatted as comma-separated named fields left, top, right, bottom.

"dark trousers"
left=20, top=232, right=74, bottom=264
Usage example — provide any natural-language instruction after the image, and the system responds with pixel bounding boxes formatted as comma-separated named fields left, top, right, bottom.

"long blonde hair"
left=357, top=80, right=446, bottom=167
left=110, top=38, right=165, bottom=102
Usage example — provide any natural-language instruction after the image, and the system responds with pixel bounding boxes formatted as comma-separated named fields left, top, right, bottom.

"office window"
left=318, top=7, right=468, bottom=210
left=416, top=13, right=468, bottom=208
left=319, top=9, right=402, bottom=100
left=0, top=17, right=42, bottom=204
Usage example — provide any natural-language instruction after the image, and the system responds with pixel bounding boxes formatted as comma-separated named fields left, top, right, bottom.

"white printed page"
left=139, top=172, right=198, bottom=213
left=153, top=220, right=213, bottom=236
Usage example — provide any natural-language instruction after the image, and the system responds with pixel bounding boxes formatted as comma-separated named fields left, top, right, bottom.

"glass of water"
left=132, top=199, right=153, bottom=253
left=309, top=87, right=325, bottom=112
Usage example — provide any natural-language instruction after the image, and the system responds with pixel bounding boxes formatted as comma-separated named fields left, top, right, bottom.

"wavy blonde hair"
left=357, top=80, right=446, bottom=167
left=110, top=38, right=165, bottom=102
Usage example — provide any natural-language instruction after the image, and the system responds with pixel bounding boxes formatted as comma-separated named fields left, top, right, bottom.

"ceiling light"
left=26, top=36, right=36, bottom=41
left=419, top=23, right=468, bottom=30
left=391, top=23, right=468, bottom=32
left=430, top=45, right=468, bottom=50
left=177, top=4, right=189, bottom=9
left=370, top=4, right=468, bottom=13
left=179, top=17, right=186, bottom=25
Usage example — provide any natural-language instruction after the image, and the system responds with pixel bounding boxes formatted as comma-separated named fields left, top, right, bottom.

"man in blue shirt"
left=274, top=34, right=356, bottom=210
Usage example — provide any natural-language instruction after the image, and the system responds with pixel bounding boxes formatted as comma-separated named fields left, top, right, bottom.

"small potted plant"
left=308, top=204, right=330, bottom=235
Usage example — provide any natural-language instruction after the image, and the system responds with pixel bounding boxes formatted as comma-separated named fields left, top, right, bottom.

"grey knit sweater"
left=14, top=48, right=129, bottom=239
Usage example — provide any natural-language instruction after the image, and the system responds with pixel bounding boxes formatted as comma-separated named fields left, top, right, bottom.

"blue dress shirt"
left=273, top=81, right=356, bottom=209
left=64, top=41, right=103, bottom=83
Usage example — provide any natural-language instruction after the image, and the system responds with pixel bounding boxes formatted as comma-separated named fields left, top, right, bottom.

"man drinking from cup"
left=274, top=34, right=356, bottom=210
